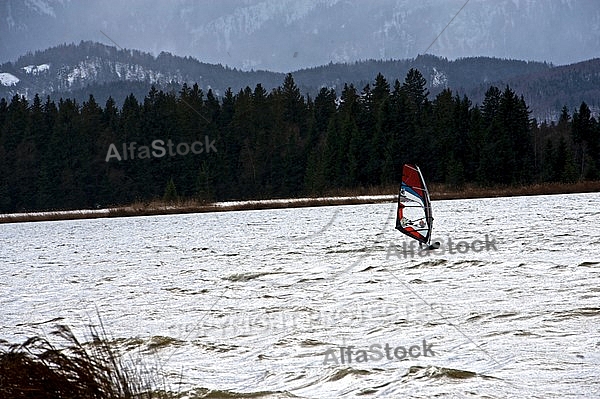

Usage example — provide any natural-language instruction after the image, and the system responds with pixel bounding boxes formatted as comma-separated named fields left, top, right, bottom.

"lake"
left=1, top=193, right=599, bottom=398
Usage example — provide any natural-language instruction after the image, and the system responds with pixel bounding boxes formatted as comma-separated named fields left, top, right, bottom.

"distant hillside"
left=1, top=41, right=599, bottom=121
left=3, top=0, right=600, bottom=71
left=0, top=41, right=285, bottom=101
left=485, top=58, right=600, bottom=121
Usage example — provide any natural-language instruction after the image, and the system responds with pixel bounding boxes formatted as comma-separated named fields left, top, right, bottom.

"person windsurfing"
left=395, top=164, right=440, bottom=250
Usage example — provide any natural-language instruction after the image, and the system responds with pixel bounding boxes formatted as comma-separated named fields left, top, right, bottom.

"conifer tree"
left=402, top=68, right=429, bottom=113
left=381, top=80, right=409, bottom=184
left=572, top=102, right=598, bottom=179
left=163, top=177, right=178, bottom=203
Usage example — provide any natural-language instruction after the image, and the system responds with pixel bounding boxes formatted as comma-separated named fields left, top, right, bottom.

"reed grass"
left=0, top=325, right=171, bottom=399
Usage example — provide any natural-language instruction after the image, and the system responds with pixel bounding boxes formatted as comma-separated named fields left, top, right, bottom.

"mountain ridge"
left=2, top=0, right=600, bottom=72
left=1, top=41, right=598, bottom=122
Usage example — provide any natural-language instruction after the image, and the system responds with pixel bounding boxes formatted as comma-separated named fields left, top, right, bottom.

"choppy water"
left=1, top=193, right=600, bottom=398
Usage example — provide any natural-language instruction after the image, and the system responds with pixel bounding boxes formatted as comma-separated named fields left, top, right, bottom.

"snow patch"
left=22, top=63, right=50, bottom=74
left=24, top=0, right=56, bottom=17
left=431, top=67, right=448, bottom=88
left=0, top=73, right=19, bottom=86
left=115, top=61, right=175, bottom=82
left=213, top=194, right=395, bottom=208
left=67, top=61, right=99, bottom=85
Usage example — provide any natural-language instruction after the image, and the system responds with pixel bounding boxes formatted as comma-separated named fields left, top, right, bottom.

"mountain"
left=0, top=41, right=285, bottom=102
left=466, top=58, right=600, bottom=121
left=2, top=41, right=599, bottom=121
left=2, top=0, right=600, bottom=72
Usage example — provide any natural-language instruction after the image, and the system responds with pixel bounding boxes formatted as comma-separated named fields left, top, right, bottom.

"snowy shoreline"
left=0, top=195, right=397, bottom=224
left=2, top=180, right=599, bottom=224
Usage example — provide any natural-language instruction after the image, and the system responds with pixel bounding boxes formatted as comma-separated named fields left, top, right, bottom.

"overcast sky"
left=2, top=0, right=599, bottom=71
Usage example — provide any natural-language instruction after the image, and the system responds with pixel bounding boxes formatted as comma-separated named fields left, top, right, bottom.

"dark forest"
left=0, top=69, right=598, bottom=212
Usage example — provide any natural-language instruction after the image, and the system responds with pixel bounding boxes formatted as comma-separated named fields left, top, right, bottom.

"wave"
left=406, top=259, right=448, bottom=269
left=403, top=365, right=478, bottom=380
left=180, top=387, right=298, bottom=398
left=223, top=272, right=285, bottom=282
left=552, top=307, right=600, bottom=320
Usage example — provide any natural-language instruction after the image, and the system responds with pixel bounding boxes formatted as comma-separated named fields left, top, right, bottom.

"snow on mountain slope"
left=431, top=67, right=448, bottom=88
left=0, top=73, right=20, bottom=86
left=22, top=64, right=50, bottom=74
left=2, top=0, right=599, bottom=72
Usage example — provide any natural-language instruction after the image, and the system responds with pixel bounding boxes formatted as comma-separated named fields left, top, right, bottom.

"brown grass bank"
left=429, top=180, right=600, bottom=200
left=1, top=181, right=599, bottom=224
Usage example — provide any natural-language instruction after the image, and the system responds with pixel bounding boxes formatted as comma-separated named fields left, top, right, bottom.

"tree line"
left=0, top=69, right=598, bottom=212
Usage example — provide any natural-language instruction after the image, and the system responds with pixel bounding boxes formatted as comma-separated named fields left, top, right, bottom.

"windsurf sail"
left=395, top=164, right=434, bottom=245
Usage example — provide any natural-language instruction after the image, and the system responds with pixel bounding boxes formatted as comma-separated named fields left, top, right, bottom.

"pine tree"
left=541, top=138, right=556, bottom=181
left=368, top=73, right=391, bottom=184
left=338, top=84, right=360, bottom=186
left=381, top=80, right=409, bottom=184
left=572, top=102, right=598, bottom=179
left=431, top=88, right=456, bottom=181
left=163, top=177, right=178, bottom=203
left=446, top=155, right=466, bottom=189
left=0, top=97, right=11, bottom=211
left=402, top=68, right=429, bottom=113
left=195, top=161, right=214, bottom=202
left=401, top=69, right=433, bottom=174
left=323, top=112, right=346, bottom=187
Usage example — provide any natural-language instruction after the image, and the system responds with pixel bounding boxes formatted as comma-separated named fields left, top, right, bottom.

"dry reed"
left=1, top=181, right=599, bottom=224
left=0, top=325, right=169, bottom=399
